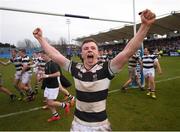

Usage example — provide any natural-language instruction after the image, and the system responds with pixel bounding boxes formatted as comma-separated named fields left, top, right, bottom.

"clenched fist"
left=140, top=9, right=156, bottom=26
left=33, top=28, right=43, bottom=39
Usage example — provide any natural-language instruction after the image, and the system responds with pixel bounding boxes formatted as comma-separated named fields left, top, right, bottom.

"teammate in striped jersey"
left=142, top=48, right=162, bottom=99
left=18, top=49, right=35, bottom=101
left=0, top=49, right=25, bottom=100
left=153, top=49, right=161, bottom=59
left=31, top=52, right=39, bottom=72
left=121, top=53, right=144, bottom=92
left=32, top=51, right=46, bottom=94
left=33, top=9, right=156, bottom=131
left=31, top=52, right=39, bottom=93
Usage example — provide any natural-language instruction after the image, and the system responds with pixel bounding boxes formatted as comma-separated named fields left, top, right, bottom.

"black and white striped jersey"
left=65, top=61, right=114, bottom=126
left=32, top=56, right=38, bottom=63
left=21, top=55, right=31, bottom=72
left=128, top=55, right=139, bottom=68
left=142, top=54, right=158, bottom=69
left=10, top=56, right=22, bottom=71
left=32, top=56, right=39, bottom=66
left=37, top=57, right=46, bottom=71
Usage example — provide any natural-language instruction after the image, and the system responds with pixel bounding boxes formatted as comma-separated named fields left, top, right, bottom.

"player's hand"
left=140, top=9, right=156, bottom=26
left=37, top=75, right=42, bottom=82
left=33, top=28, right=43, bottom=39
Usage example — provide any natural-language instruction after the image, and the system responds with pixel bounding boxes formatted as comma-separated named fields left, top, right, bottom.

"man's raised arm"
left=33, top=28, right=69, bottom=67
left=111, top=9, right=156, bottom=72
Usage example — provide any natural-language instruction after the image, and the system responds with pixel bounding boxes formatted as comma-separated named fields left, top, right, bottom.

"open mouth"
left=86, top=54, right=94, bottom=64
left=87, top=54, right=94, bottom=59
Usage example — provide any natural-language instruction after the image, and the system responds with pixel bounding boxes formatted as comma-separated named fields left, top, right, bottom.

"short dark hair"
left=145, top=47, right=153, bottom=54
left=18, top=48, right=26, bottom=53
left=81, top=38, right=98, bottom=50
left=11, top=49, right=18, bottom=53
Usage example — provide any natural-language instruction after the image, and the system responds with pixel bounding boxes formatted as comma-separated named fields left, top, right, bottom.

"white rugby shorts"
left=143, top=68, right=155, bottom=77
left=21, top=72, right=32, bottom=84
left=44, top=87, right=59, bottom=100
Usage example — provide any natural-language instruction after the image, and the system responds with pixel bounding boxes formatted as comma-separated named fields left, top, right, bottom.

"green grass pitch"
left=0, top=56, right=180, bottom=131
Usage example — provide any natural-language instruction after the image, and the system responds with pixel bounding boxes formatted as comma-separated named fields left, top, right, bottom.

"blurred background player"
left=40, top=51, right=70, bottom=122
left=153, top=48, right=161, bottom=59
left=0, top=49, right=25, bottom=100
left=121, top=53, right=144, bottom=92
left=31, top=51, right=39, bottom=93
left=37, top=50, right=75, bottom=105
left=18, top=49, right=35, bottom=101
left=142, top=48, right=162, bottom=99
left=107, top=49, right=115, bottom=61
left=31, top=51, right=46, bottom=94
left=98, top=49, right=107, bottom=62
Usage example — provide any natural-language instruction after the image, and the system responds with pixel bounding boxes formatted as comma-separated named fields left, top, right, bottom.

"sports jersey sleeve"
left=109, top=60, right=122, bottom=74
left=68, top=61, right=79, bottom=77
left=62, top=59, right=71, bottom=72
left=105, top=61, right=115, bottom=80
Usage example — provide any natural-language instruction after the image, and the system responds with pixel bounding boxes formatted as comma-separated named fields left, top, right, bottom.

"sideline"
left=0, top=76, right=180, bottom=119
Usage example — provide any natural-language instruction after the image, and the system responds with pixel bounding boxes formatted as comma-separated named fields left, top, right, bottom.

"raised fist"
left=33, top=28, right=43, bottom=39
left=140, top=9, right=156, bottom=26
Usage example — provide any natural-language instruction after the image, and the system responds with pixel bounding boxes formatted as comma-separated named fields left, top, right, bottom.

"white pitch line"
left=0, top=107, right=43, bottom=118
left=0, top=76, right=180, bottom=119
left=108, top=76, right=180, bottom=94
left=155, top=76, right=180, bottom=83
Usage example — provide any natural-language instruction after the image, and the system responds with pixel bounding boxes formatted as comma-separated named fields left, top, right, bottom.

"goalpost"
left=132, top=0, right=145, bottom=88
